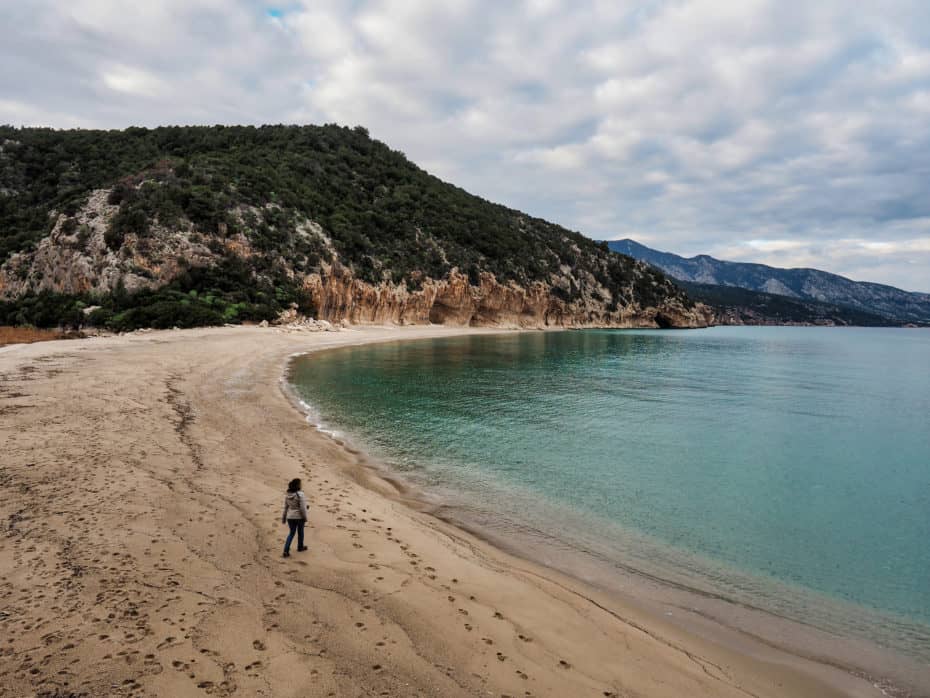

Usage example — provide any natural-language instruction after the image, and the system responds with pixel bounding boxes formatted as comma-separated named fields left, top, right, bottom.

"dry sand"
left=0, top=325, right=887, bottom=698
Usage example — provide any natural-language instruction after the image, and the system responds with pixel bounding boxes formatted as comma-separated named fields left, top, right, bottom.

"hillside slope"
left=678, top=281, right=893, bottom=326
left=608, top=239, right=930, bottom=324
left=0, top=125, right=709, bottom=330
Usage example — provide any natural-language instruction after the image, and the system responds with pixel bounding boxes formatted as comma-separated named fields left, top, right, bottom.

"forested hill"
left=0, top=124, right=709, bottom=330
left=609, top=239, right=930, bottom=325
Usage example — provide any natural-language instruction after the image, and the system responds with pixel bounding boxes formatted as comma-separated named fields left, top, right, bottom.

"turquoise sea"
left=288, top=327, right=930, bottom=678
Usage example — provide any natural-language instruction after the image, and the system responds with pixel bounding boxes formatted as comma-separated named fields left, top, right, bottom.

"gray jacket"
left=283, top=490, right=309, bottom=521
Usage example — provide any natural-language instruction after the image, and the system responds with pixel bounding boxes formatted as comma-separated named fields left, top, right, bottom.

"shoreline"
left=0, top=324, right=911, bottom=697
left=280, top=331, right=929, bottom=698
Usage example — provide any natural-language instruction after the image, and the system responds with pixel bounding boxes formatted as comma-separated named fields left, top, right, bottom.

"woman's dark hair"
left=287, top=478, right=301, bottom=493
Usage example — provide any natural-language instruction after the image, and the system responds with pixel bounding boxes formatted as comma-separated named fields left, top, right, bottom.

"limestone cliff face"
left=303, top=264, right=712, bottom=329
left=0, top=188, right=712, bottom=330
left=0, top=189, right=223, bottom=298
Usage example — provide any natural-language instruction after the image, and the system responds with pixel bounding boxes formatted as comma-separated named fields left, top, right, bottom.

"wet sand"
left=0, top=325, right=888, bottom=697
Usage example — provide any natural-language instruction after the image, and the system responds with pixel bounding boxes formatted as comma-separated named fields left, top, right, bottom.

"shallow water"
left=289, top=327, right=930, bottom=666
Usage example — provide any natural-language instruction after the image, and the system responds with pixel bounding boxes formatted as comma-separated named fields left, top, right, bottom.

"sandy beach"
left=0, top=325, right=888, bottom=698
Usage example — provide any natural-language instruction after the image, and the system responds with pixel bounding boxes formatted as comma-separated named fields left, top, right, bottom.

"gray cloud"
left=3, top=0, right=929, bottom=291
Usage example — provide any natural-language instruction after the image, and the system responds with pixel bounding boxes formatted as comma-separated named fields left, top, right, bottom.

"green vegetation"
left=0, top=124, right=688, bottom=328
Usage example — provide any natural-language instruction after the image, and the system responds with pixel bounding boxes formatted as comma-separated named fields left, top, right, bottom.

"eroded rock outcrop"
left=302, top=264, right=711, bottom=329
left=0, top=189, right=229, bottom=298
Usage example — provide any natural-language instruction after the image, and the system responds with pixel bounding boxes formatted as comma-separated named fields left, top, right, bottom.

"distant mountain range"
left=608, top=239, right=930, bottom=325
left=673, top=281, right=892, bottom=327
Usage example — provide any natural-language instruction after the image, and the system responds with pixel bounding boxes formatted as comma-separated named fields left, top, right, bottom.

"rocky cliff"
left=0, top=185, right=710, bottom=329
left=301, top=264, right=710, bottom=328
left=0, top=188, right=217, bottom=299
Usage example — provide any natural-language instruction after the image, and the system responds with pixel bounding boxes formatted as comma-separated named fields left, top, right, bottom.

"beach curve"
left=0, top=324, right=887, bottom=697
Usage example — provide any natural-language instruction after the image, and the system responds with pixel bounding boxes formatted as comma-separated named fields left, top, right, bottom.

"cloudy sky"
left=3, top=1, right=930, bottom=291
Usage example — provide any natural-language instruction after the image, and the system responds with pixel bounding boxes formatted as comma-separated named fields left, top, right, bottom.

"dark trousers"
left=284, top=519, right=305, bottom=553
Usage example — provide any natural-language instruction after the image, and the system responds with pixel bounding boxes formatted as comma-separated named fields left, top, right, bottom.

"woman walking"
left=282, top=478, right=308, bottom=557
